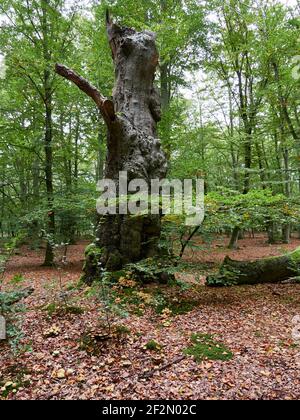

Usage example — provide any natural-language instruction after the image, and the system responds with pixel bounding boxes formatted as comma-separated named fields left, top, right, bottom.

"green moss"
left=83, top=244, right=103, bottom=273
left=65, top=305, right=85, bottom=315
left=42, top=302, right=57, bottom=316
left=42, top=303, right=84, bottom=317
left=125, top=258, right=176, bottom=284
left=183, top=333, right=233, bottom=362
left=169, top=301, right=198, bottom=315
left=145, top=339, right=161, bottom=351
left=151, top=290, right=197, bottom=315
left=290, top=247, right=300, bottom=263
left=114, top=325, right=131, bottom=335
left=81, top=243, right=104, bottom=284
left=10, top=274, right=25, bottom=285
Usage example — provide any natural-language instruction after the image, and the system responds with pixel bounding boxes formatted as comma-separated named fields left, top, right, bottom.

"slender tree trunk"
left=282, top=147, right=291, bottom=244
left=228, top=226, right=240, bottom=249
left=255, top=139, right=266, bottom=189
left=42, top=0, right=55, bottom=266
left=31, top=155, right=41, bottom=249
left=267, top=219, right=279, bottom=244
left=43, top=74, right=55, bottom=266
left=274, top=131, right=285, bottom=194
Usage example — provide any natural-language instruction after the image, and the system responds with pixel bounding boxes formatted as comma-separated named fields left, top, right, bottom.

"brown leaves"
left=52, top=368, right=66, bottom=379
left=43, top=325, right=61, bottom=338
left=1, top=240, right=300, bottom=400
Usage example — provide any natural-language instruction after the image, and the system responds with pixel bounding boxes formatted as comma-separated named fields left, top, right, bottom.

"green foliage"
left=183, top=333, right=233, bottom=362
left=125, top=258, right=177, bottom=284
left=0, top=234, right=29, bottom=354
left=206, top=266, right=241, bottom=287
left=204, top=189, right=300, bottom=234
left=163, top=189, right=300, bottom=259
left=10, top=274, right=25, bottom=286
left=114, top=324, right=131, bottom=336
left=150, top=288, right=197, bottom=315
left=42, top=302, right=84, bottom=317
left=0, top=290, right=27, bottom=355
left=168, top=300, right=198, bottom=315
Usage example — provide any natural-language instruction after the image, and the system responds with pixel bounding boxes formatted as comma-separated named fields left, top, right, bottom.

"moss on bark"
left=206, top=247, right=300, bottom=287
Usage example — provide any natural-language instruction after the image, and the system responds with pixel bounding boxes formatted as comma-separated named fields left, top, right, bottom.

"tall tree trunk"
left=228, top=226, right=240, bottom=250
left=266, top=218, right=280, bottom=244
left=56, top=14, right=167, bottom=283
left=282, top=146, right=291, bottom=244
left=74, top=110, right=80, bottom=187
left=42, top=0, right=55, bottom=266
left=30, top=153, right=41, bottom=249
left=43, top=70, right=55, bottom=266
left=227, top=84, right=239, bottom=190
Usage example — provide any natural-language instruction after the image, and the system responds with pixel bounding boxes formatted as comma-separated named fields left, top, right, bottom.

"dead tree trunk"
left=55, top=13, right=167, bottom=283
left=206, top=247, right=300, bottom=286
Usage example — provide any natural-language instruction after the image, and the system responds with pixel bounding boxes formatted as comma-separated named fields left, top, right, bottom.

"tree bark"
left=228, top=226, right=240, bottom=249
left=42, top=0, right=55, bottom=266
left=206, top=248, right=300, bottom=286
left=56, top=13, right=167, bottom=283
left=282, top=224, right=291, bottom=244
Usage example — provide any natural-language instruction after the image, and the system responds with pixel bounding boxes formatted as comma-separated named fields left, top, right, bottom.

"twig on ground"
left=138, top=355, right=186, bottom=380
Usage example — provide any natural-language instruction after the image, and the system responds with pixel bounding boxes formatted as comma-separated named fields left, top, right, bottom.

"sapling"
left=97, top=262, right=113, bottom=335
left=42, top=229, right=71, bottom=309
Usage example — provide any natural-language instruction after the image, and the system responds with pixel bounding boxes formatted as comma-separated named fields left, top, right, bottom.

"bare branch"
left=55, top=64, right=115, bottom=124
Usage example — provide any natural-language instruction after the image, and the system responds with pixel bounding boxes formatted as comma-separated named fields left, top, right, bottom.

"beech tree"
left=1, top=0, right=300, bottom=287
left=56, top=13, right=167, bottom=282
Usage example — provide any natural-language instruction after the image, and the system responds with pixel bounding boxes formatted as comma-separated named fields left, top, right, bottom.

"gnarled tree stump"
left=56, top=13, right=167, bottom=283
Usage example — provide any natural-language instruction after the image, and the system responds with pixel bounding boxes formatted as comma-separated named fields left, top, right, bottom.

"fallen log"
left=206, top=247, right=300, bottom=287
left=0, top=287, right=34, bottom=306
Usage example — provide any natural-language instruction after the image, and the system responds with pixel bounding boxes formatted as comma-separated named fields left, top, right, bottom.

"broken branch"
left=138, top=355, right=186, bottom=380
left=55, top=64, right=115, bottom=123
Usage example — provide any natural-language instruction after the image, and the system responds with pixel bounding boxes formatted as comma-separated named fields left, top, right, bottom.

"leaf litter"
left=0, top=237, right=299, bottom=400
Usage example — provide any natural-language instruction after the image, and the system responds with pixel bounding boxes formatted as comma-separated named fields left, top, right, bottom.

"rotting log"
left=206, top=247, right=300, bottom=286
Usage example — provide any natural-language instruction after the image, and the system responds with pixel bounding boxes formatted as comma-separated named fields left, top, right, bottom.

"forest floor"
left=0, top=235, right=300, bottom=400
